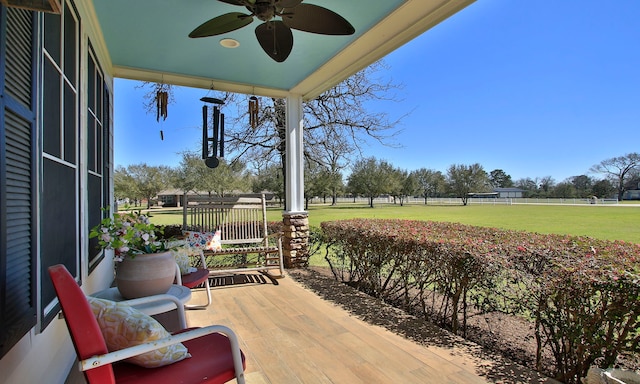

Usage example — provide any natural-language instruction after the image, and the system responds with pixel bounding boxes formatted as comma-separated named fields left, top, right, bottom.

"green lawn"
left=146, top=202, right=640, bottom=244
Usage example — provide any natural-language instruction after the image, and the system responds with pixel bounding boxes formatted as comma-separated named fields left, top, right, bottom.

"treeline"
left=321, top=152, right=640, bottom=207
left=114, top=152, right=640, bottom=208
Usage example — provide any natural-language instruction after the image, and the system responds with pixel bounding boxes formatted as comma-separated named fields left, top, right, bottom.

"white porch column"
left=285, top=93, right=305, bottom=213
left=282, top=94, right=309, bottom=268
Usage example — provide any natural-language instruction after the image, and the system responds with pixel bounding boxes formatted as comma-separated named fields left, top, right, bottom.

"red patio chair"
left=48, top=264, right=245, bottom=384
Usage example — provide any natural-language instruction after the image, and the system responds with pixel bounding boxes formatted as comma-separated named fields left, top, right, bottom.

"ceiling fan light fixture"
left=220, top=38, right=240, bottom=48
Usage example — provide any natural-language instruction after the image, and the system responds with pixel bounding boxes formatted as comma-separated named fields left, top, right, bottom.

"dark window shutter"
left=0, top=6, right=37, bottom=358
left=5, top=6, right=32, bottom=108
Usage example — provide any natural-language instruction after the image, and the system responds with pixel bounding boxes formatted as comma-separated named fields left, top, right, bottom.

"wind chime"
left=249, top=96, right=259, bottom=129
left=201, top=97, right=225, bottom=168
left=156, top=90, right=169, bottom=121
left=156, top=85, right=169, bottom=140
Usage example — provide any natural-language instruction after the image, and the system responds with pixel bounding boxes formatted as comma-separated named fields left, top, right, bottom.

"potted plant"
left=90, top=210, right=177, bottom=299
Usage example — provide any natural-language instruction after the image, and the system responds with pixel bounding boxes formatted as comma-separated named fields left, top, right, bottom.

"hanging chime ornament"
left=156, top=90, right=168, bottom=122
left=249, top=96, right=259, bottom=129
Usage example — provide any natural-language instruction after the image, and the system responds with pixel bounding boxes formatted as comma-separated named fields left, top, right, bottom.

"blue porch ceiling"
left=92, top=0, right=474, bottom=99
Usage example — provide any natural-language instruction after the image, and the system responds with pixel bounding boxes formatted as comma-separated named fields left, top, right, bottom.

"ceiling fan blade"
left=217, top=0, right=245, bottom=5
left=189, top=12, right=253, bottom=38
left=255, top=21, right=293, bottom=62
left=282, top=4, right=354, bottom=35
left=275, top=0, right=302, bottom=8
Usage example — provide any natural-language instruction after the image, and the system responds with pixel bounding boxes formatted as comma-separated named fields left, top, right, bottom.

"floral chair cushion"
left=173, top=247, right=193, bottom=274
left=87, top=296, right=191, bottom=368
left=170, top=242, right=203, bottom=274
left=182, top=230, right=221, bottom=251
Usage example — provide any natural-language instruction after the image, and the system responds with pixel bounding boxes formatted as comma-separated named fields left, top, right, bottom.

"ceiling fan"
left=189, top=0, right=355, bottom=62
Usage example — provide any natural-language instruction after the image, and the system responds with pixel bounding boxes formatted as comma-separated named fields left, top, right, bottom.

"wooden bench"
left=182, top=194, right=284, bottom=278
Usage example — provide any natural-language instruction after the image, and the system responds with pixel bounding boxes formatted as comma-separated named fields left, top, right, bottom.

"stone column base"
left=282, top=212, right=309, bottom=268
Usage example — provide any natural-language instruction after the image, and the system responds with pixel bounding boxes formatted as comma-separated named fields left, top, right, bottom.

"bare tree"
left=219, top=61, right=405, bottom=202
left=590, top=152, right=640, bottom=200
left=302, top=61, right=404, bottom=155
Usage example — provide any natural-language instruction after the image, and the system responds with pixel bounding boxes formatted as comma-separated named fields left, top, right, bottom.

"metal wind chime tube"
left=212, top=106, right=219, bottom=158
left=202, top=105, right=208, bottom=159
left=220, top=112, right=225, bottom=158
left=201, top=97, right=225, bottom=168
left=249, top=96, right=259, bottom=129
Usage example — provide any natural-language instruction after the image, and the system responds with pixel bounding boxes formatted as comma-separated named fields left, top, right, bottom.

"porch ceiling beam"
left=113, top=66, right=291, bottom=99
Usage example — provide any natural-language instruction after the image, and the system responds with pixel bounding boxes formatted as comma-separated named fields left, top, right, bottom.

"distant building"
left=157, top=189, right=183, bottom=207
left=156, top=191, right=277, bottom=207
left=493, top=188, right=524, bottom=198
left=468, top=192, right=499, bottom=198
left=622, top=190, right=640, bottom=200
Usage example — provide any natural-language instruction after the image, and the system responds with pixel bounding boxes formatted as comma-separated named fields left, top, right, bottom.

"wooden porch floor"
left=185, top=272, right=555, bottom=384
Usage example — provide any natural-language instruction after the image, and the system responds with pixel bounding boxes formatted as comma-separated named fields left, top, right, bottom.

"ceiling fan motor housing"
left=252, top=2, right=276, bottom=21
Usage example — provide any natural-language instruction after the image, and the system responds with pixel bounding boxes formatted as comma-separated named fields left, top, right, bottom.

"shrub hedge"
left=320, top=219, right=640, bottom=383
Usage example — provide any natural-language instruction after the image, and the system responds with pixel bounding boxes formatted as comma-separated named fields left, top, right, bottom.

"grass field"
left=146, top=202, right=640, bottom=244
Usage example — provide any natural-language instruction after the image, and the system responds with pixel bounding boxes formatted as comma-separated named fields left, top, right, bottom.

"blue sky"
left=114, top=0, right=640, bottom=183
